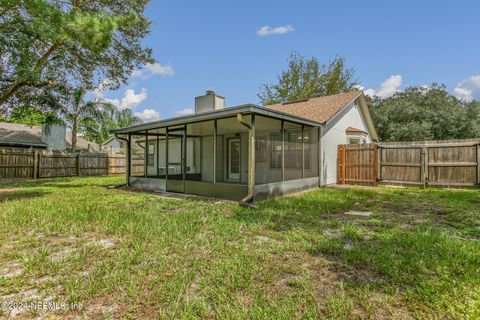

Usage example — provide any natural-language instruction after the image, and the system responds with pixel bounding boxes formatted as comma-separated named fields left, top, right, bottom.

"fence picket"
left=338, top=139, right=480, bottom=188
left=0, top=147, right=144, bottom=180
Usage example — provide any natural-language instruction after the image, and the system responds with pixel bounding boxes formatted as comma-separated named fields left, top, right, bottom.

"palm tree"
left=96, top=104, right=142, bottom=143
left=63, top=88, right=109, bottom=152
left=116, top=107, right=142, bottom=128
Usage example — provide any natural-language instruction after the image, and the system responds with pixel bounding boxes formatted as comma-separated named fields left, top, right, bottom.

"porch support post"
left=144, top=130, right=148, bottom=178
left=165, top=128, right=169, bottom=181
left=183, top=125, right=187, bottom=193
left=213, top=120, right=217, bottom=184
left=127, top=134, right=131, bottom=186
left=302, top=125, right=305, bottom=179
left=248, top=115, right=256, bottom=197
left=156, top=135, right=159, bottom=177
left=236, top=113, right=255, bottom=204
left=281, top=120, right=285, bottom=182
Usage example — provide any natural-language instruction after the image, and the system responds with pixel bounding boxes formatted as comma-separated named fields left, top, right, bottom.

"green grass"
left=0, top=176, right=479, bottom=318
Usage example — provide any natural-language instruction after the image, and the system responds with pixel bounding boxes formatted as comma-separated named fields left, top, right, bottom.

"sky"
left=96, top=0, right=480, bottom=122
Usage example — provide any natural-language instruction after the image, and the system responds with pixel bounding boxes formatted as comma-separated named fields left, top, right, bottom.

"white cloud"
left=132, top=62, right=174, bottom=79
left=364, top=75, right=403, bottom=98
left=174, top=108, right=194, bottom=117
left=134, top=108, right=161, bottom=123
left=106, top=88, right=147, bottom=109
left=257, top=25, right=294, bottom=36
left=453, top=75, right=480, bottom=101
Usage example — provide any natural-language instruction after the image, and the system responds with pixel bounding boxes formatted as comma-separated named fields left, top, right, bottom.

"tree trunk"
left=72, top=123, right=77, bottom=153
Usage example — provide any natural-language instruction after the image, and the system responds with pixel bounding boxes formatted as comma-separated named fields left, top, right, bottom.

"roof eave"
left=323, top=91, right=363, bottom=125
left=0, top=142, right=47, bottom=148
left=111, top=104, right=323, bottom=134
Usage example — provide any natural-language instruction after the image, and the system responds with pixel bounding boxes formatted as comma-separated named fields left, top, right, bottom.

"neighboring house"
left=101, top=136, right=125, bottom=154
left=111, top=90, right=378, bottom=201
left=0, top=122, right=100, bottom=152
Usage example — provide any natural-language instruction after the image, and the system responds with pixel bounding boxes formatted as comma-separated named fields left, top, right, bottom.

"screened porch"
left=115, top=110, right=321, bottom=201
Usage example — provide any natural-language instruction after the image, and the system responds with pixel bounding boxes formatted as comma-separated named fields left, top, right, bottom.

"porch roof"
left=111, top=104, right=323, bottom=134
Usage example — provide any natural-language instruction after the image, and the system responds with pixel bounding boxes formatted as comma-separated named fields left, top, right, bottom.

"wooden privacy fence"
left=337, top=144, right=378, bottom=186
left=338, top=139, right=480, bottom=188
left=0, top=147, right=145, bottom=180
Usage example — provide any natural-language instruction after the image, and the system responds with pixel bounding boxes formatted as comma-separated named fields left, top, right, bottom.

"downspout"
left=236, top=113, right=256, bottom=207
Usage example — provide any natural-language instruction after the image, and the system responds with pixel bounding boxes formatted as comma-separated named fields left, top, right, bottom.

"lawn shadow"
left=0, top=178, right=119, bottom=191
left=0, top=189, right=49, bottom=203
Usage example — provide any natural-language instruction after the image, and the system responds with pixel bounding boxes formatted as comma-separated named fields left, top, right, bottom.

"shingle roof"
left=264, top=90, right=361, bottom=123
left=0, top=123, right=45, bottom=147
left=346, top=127, right=367, bottom=134
left=0, top=122, right=99, bottom=150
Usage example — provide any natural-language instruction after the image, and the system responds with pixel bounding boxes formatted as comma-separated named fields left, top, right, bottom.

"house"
left=101, top=136, right=125, bottom=154
left=0, top=122, right=100, bottom=152
left=111, top=90, right=378, bottom=201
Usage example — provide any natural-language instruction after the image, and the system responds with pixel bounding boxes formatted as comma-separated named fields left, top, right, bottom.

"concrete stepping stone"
left=345, top=210, right=374, bottom=217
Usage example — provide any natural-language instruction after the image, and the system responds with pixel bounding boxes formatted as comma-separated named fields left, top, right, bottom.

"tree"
left=368, top=84, right=480, bottom=141
left=62, top=87, right=110, bottom=152
left=258, top=52, right=358, bottom=105
left=8, top=105, right=59, bottom=126
left=89, top=103, right=141, bottom=144
left=0, top=0, right=153, bottom=108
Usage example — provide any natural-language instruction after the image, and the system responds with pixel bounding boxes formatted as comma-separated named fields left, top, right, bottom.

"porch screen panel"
left=143, top=127, right=166, bottom=178
left=167, top=133, right=183, bottom=180
left=217, top=116, right=250, bottom=183
left=130, top=134, right=145, bottom=176
left=254, top=116, right=282, bottom=184
left=158, top=137, right=166, bottom=176
left=284, top=122, right=303, bottom=181
left=145, top=133, right=158, bottom=177
left=186, top=121, right=214, bottom=182
left=304, top=126, right=319, bottom=178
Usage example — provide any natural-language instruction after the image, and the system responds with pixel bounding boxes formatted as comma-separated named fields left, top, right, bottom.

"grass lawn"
left=0, top=176, right=479, bottom=319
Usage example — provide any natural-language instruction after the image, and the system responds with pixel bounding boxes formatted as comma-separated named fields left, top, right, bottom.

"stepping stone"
left=345, top=210, right=374, bottom=217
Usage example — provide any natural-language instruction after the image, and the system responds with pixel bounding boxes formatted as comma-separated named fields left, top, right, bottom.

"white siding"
left=320, top=100, right=372, bottom=186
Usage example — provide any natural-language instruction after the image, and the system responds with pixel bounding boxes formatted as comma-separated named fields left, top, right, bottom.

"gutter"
left=236, top=113, right=257, bottom=208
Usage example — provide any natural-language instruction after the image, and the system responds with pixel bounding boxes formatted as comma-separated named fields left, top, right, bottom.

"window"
left=348, top=138, right=360, bottom=144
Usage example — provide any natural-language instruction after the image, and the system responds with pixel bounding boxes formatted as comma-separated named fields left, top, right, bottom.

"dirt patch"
left=261, top=246, right=415, bottom=318
left=0, top=261, right=24, bottom=278
left=83, top=296, right=119, bottom=319
left=0, top=188, right=21, bottom=193
left=0, top=232, right=120, bottom=318
left=91, top=238, right=115, bottom=249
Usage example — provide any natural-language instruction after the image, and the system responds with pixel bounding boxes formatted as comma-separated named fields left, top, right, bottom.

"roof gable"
left=265, top=90, right=361, bottom=123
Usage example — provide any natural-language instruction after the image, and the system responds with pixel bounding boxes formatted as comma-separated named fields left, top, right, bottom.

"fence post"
left=477, top=143, right=480, bottom=185
left=377, top=144, right=382, bottom=184
left=337, top=144, right=345, bottom=184
left=373, top=144, right=379, bottom=186
left=77, top=153, right=81, bottom=176
left=37, top=151, right=42, bottom=178
left=421, top=146, right=428, bottom=188
left=33, top=150, right=38, bottom=179
left=107, top=154, right=110, bottom=176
